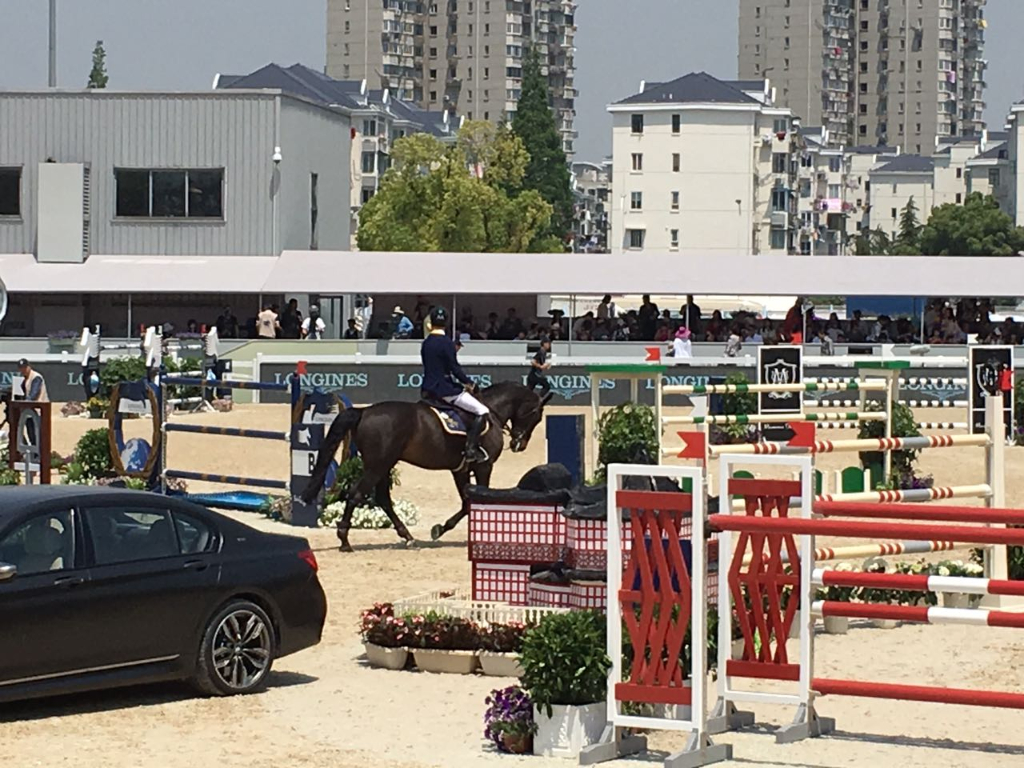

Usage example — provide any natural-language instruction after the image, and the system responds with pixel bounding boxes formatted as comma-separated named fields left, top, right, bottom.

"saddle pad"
left=428, top=405, right=491, bottom=437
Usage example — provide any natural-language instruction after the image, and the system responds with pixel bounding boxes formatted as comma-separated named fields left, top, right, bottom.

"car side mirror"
left=0, top=562, right=16, bottom=582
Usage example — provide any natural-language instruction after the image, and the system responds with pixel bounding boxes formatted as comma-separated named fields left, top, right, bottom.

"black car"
left=0, top=486, right=326, bottom=703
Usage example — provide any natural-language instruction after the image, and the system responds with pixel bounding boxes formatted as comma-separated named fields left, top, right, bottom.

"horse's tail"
left=300, top=407, right=363, bottom=503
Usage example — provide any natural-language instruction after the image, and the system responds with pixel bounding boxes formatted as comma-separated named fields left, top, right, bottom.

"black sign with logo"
left=968, top=345, right=1013, bottom=439
left=758, top=346, right=803, bottom=441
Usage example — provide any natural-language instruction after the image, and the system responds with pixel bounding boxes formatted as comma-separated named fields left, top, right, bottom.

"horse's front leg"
left=431, top=468, right=474, bottom=540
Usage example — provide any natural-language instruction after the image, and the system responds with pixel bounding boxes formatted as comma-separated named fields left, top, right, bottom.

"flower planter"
left=363, top=643, right=409, bottom=671
left=533, top=702, right=607, bottom=758
left=501, top=732, right=533, bottom=755
left=413, top=649, right=478, bottom=675
left=731, top=639, right=746, bottom=659
left=823, top=616, right=849, bottom=635
left=479, top=651, right=524, bottom=678
left=941, top=592, right=980, bottom=610
left=871, top=619, right=899, bottom=630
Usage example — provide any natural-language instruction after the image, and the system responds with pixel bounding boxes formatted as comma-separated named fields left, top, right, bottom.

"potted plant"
left=478, top=621, right=528, bottom=677
left=892, top=560, right=937, bottom=608
left=935, top=559, right=984, bottom=609
left=359, top=603, right=411, bottom=670
left=820, top=562, right=859, bottom=635
left=519, top=611, right=610, bottom=757
left=86, top=396, right=110, bottom=419
left=483, top=685, right=537, bottom=755
left=859, top=559, right=898, bottom=628
left=408, top=611, right=479, bottom=674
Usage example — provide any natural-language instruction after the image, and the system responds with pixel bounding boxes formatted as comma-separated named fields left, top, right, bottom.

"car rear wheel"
left=193, top=600, right=275, bottom=696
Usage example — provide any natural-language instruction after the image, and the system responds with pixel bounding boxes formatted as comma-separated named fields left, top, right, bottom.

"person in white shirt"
left=671, top=326, right=693, bottom=359
left=301, top=304, right=327, bottom=340
left=257, top=305, right=279, bottom=338
left=596, top=294, right=617, bottom=321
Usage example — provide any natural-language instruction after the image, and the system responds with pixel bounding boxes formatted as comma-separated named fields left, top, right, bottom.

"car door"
left=0, top=507, right=93, bottom=687
left=79, top=501, right=221, bottom=669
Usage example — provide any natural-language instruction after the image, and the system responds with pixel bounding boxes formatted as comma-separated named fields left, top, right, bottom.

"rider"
left=421, top=307, right=490, bottom=463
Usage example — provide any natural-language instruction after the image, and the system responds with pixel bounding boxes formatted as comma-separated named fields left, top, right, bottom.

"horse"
left=300, top=381, right=553, bottom=551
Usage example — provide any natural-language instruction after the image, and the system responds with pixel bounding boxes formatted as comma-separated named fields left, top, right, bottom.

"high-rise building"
left=327, top=0, right=578, bottom=155
left=738, top=0, right=987, bottom=153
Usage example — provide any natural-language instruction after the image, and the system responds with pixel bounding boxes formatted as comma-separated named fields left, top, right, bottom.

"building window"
left=956, top=167, right=963, bottom=179
left=631, top=153, right=643, bottom=171
left=771, top=187, right=787, bottom=212
left=631, top=114, right=644, bottom=134
left=0, top=168, right=21, bottom=217
left=989, top=168, right=1001, bottom=186
left=672, top=114, right=681, bottom=134
left=670, top=229, right=679, bottom=248
left=829, top=157, right=842, bottom=173
left=891, top=207, right=898, bottom=219
left=956, top=192, right=962, bottom=204
left=630, top=191, right=643, bottom=210
left=627, top=229, right=645, bottom=249
left=363, top=118, right=377, bottom=136
left=114, top=168, right=223, bottom=219
left=770, top=228, right=786, bottom=250
left=671, top=191, right=680, bottom=210
left=361, top=188, right=375, bottom=204
left=800, top=239, right=811, bottom=255
left=772, top=153, right=787, bottom=174
left=361, top=151, right=376, bottom=174
left=828, top=184, right=840, bottom=198
left=672, top=153, right=681, bottom=172
left=310, top=173, right=319, bottom=250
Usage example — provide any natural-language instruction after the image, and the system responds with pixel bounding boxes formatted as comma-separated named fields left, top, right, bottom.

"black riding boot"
left=464, top=414, right=488, bottom=463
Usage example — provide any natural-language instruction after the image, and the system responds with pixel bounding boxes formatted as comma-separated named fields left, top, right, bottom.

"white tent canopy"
left=1, top=250, right=1022, bottom=298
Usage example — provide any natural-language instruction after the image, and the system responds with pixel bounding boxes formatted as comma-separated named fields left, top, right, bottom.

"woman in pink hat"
left=672, top=325, right=692, bottom=359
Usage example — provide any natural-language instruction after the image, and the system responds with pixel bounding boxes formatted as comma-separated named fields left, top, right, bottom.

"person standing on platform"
left=527, top=337, right=553, bottom=397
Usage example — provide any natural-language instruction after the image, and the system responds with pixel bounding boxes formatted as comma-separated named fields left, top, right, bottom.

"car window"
left=0, top=510, right=75, bottom=576
left=84, top=507, right=179, bottom=565
left=173, top=510, right=215, bottom=554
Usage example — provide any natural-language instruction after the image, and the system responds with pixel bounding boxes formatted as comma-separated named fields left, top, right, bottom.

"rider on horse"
left=420, top=307, right=489, bottom=463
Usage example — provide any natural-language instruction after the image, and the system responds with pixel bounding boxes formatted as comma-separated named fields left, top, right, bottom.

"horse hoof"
left=430, top=524, right=444, bottom=541
left=339, top=542, right=354, bottom=553
left=402, top=538, right=418, bottom=549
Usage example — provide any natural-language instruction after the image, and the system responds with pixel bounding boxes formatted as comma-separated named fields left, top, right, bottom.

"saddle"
left=419, top=398, right=490, bottom=437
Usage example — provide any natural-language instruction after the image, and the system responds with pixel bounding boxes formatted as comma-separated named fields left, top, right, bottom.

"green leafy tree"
left=511, top=49, right=573, bottom=249
left=87, top=40, right=108, bottom=89
left=919, top=192, right=1024, bottom=256
left=890, top=196, right=922, bottom=255
left=854, top=227, right=893, bottom=256
left=357, top=122, right=555, bottom=253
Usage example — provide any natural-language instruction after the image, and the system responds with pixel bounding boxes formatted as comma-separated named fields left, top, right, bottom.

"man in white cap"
left=391, top=306, right=413, bottom=339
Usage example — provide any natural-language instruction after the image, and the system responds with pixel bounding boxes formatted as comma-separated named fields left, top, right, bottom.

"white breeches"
left=443, top=391, right=490, bottom=416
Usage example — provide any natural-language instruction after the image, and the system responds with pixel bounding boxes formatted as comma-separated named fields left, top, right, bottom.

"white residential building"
left=572, top=160, right=611, bottom=252
left=794, top=127, right=850, bottom=255
left=845, top=144, right=899, bottom=233
left=608, top=73, right=796, bottom=255
left=965, top=133, right=1011, bottom=212
left=867, top=155, right=935, bottom=238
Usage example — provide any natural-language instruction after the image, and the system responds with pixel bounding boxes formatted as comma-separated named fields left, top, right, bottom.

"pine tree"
left=511, top=48, right=573, bottom=250
left=891, top=196, right=922, bottom=254
left=87, top=41, right=108, bottom=89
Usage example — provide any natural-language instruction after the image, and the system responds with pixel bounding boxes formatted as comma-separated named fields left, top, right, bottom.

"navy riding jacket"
left=421, top=332, right=471, bottom=399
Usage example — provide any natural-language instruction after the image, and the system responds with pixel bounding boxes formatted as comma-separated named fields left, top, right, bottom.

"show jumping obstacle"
left=663, top=412, right=887, bottom=427
left=105, top=363, right=349, bottom=527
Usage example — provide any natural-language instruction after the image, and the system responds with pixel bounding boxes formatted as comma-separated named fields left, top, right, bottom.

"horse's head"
left=508, top=389, right=552, bottom=453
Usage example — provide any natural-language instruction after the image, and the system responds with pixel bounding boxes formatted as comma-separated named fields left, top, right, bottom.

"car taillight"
left=298, top=548, right=319, bottom=572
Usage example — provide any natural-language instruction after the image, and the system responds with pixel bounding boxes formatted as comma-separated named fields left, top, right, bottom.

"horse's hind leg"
left=375, top=477, right=414, bottom=545
left=338, top=474, right=375, bottom=552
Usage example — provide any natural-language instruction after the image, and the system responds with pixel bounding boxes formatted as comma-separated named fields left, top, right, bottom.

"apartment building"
left=845, top=144, right=899, bottom=232
left=608, top=73, right=796, bottom=255
left=327, top=0, right=578, bottom=155
left=965, top=132, right=1010, bottom=211
left=571, top=160, right=611, bottom=252
left=867, top=154, right=935, bottom=238
left=794, top=127, right=850, bottom=254
left=739, top=0, right=988, bottom=152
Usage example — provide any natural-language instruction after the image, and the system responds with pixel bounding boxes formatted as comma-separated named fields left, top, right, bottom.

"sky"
left=0, top=0, right=1021, bottom=161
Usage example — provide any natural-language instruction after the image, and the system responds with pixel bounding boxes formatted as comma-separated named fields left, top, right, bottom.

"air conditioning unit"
left=771, top=211, right=789, bottom=228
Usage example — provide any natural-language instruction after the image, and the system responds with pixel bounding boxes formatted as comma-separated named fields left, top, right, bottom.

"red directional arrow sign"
left=677, top=431, right=706, bottom=460
left=787, top=421, right=817, bottom=448
left=645, top=346, right=661, bottom=362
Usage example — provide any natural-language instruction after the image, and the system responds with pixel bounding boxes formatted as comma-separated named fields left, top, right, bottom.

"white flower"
left=319, top=498, right=420, bottom=529
left=965, top=562, right=984, bottom=576
left=937, top=566, right=950, bottom=577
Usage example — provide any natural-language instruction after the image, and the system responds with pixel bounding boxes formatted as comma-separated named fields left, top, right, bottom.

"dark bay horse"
left=300, top=382, right=552, bottom=551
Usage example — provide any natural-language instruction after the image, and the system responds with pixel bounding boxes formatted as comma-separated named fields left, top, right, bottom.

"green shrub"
left=165, top=357, right=203, bottom=401
left=100, top=356, right=147, bottom=396
left=858, top=400, right=920, bottom=484
left=519, top=611, right=610, bottom=716
left=324, top=455, right=400, bottom=506
left=721, top=372, right=757, bottom=415
left=595, top=403, right=657, bottom=480
left=72, top=428, right=113, bottom=480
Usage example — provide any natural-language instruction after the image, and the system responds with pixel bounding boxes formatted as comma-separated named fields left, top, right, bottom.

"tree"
left=87, top=40, right=108, bottom=89
left=920, top=192, right=1024, bottom=256
left=890, top=196, right=922, bottom=255
left=511, top=49, right=573, bottom=248
left=356, top=121, right=555, bottom=253
left=854, top=227, right=892, bottom=256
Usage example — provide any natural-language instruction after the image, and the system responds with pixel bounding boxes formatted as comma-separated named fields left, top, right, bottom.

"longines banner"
left=0, top=360, right=978, bottom=406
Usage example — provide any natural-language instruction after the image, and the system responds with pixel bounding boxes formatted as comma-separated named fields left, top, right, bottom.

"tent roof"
left=3, top=251, right=1024, bottom=298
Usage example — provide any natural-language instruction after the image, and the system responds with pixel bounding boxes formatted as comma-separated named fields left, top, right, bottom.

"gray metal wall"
left=0, top=91, right=345, bottom=257
left=278, top=99, right=351, bottom=252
